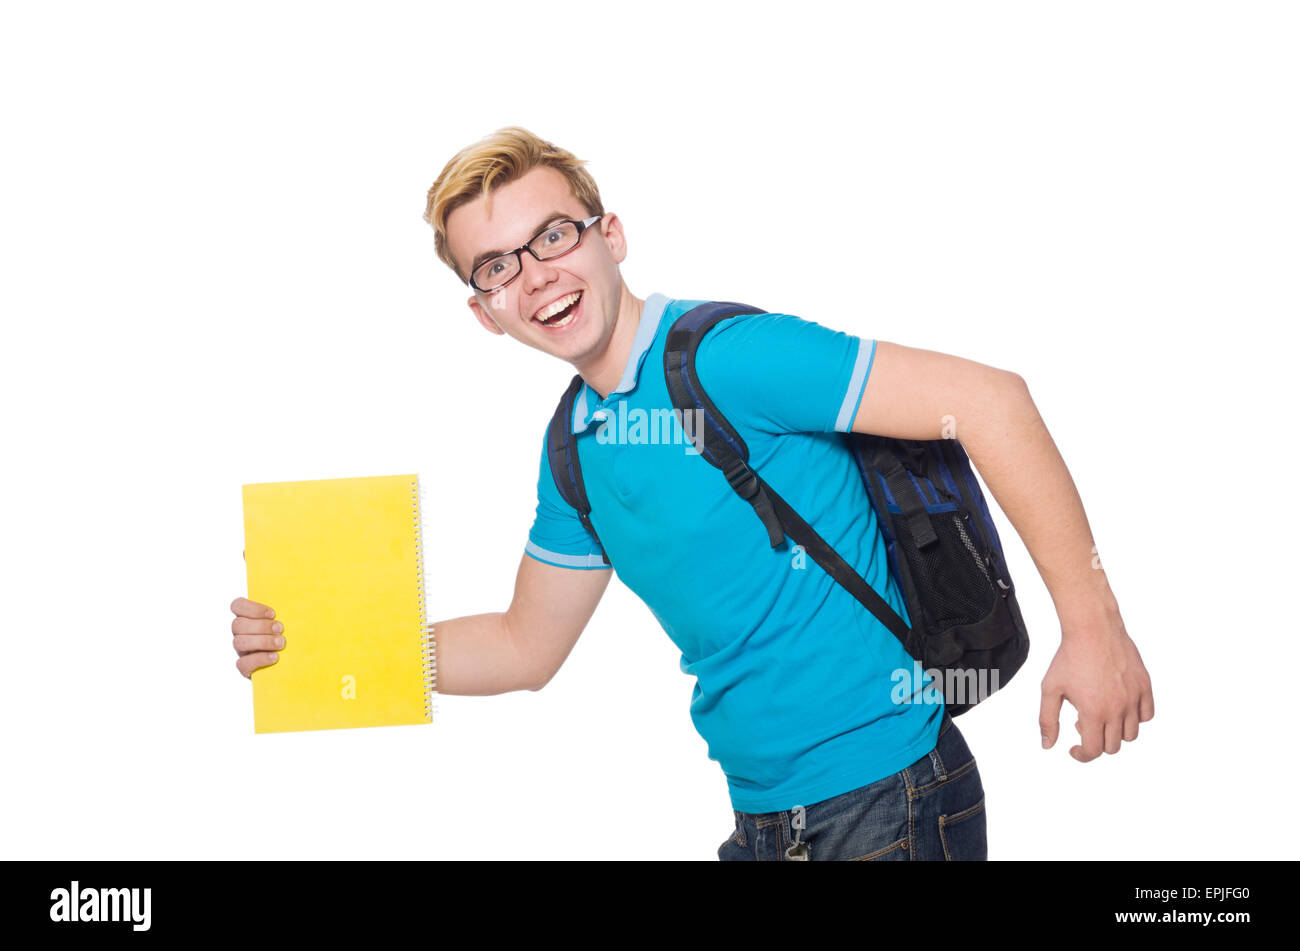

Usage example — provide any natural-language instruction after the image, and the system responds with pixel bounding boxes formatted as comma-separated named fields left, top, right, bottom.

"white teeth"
left=535, top=291, right=581, bottom=321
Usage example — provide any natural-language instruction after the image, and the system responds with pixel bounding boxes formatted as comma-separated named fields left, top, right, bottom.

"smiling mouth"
left=533, top=291, right=582, bottom=329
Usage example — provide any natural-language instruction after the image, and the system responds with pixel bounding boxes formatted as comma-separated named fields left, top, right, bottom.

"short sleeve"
left=694, top=312, right=877, bottom=435
left=525, top=431, right=611, bottom=570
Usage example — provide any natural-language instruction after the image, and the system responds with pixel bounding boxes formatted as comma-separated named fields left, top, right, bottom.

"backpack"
left=546, top=300, right=1030, bottom=715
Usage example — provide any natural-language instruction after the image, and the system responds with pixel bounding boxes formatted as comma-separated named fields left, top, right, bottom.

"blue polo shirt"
left=526, top=292, right=943, bottom=813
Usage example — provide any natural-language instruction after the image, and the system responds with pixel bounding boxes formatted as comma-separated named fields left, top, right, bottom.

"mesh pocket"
left=896, top=511, right=996, bottom=630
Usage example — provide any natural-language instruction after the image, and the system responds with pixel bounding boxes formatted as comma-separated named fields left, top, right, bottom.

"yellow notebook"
left=242, top=473, right=434, bottom=733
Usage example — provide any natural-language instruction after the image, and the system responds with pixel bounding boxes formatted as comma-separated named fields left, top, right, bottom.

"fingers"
left=1123, top=705, right=1140, bottom=743
left=1138, top=682, right=1155, bottom=723
left=231, top=597, right=275, bottom=619
left=1069, top=714, right=1105, bottom=763
left=1039, top=685, right=1064, bottom=749
left=232, top=611, right=285, bottom=655
left=235, top=651, right=279, bottom=679
left=1058, top=706, right=1143, bottom=761
left=232, top=615, right=283, bottom=637
left=231, top=597, right=283, bottom=679
left=233, top=632, right=285, bottom=655
left=1103, top=716, right=1123, bottom=755
left=1127, top=640, right=1155, bottom=723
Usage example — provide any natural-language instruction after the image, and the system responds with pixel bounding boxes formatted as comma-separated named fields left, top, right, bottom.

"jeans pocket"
left=852, top=836, right=911, bottom=861
left=938, top=793, right=987, bottom=861
left=912, top=720, right=988, bottom=860
left=803, top=773, right=912, bottom=860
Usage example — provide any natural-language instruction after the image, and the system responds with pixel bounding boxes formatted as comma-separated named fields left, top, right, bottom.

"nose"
left=518, top=249, right=559, bottom=298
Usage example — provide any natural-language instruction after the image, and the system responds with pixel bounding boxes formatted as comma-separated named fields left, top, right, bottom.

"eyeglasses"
left=469, top=215, right=603, bottom=293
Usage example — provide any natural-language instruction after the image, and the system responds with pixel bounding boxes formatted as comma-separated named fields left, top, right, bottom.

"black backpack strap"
left=663, top=302, right=784, bottom=548
left=663, top=303, right=913, bottom=648
left=545, top=374, right=609, bottom=565
left=763, top=485, right=914, bottom=648
left=876, top=453, right=940, bottom=550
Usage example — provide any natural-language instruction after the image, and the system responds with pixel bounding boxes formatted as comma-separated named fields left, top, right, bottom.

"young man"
left=230, top=127, right=1154, bottom=861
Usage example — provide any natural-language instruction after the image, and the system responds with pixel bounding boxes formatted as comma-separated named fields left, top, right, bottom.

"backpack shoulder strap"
left=663, top=301, right=784, bottom=546
left=664, top=302, right=911, bottom=645
left=545, top=374, right=609, bottom=565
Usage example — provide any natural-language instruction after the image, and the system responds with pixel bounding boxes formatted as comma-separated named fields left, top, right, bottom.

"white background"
left=1, top=0, right=1294, bottom=860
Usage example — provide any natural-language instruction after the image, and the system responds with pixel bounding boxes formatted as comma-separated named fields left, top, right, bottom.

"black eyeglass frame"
left=468, top=214, right=604, bottom=293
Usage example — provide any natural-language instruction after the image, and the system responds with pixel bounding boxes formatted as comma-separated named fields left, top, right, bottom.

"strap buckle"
left=722, top=458, right=760, bottom=501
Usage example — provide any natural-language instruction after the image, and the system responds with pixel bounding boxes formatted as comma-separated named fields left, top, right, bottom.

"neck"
left=577, top=285, right=645, bottom=399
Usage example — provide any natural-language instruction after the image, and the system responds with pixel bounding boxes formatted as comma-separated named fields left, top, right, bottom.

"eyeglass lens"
left=473, top=220, right=582, bottom=291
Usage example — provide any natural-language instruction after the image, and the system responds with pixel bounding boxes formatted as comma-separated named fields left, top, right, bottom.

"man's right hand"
left=230, top=596, right=284, bottom=679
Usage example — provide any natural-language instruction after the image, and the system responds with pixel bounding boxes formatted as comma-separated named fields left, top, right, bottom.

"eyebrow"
left=469, top=210, right=574, bottom=275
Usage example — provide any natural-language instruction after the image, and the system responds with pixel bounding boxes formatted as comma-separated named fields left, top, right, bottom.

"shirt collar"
left=572, top=292, right=671, bottom=434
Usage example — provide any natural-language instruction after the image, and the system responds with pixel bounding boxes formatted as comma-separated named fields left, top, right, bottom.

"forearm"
left=429, top=611, right=543, bottom=696
left=959, top=375, right=1120, bottom=636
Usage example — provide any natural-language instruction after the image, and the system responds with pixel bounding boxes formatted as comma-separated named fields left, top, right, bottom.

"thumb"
left=1039, top=684, right=1064, bottom=749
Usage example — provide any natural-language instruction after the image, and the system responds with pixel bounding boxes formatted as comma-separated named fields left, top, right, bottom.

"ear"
left=467, top=294, right=505, bottom=336
left=599, top=212, right=629, bottom=265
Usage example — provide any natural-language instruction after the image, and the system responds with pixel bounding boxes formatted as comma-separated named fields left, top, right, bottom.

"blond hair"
left=425, top=126, right=605, bottom=283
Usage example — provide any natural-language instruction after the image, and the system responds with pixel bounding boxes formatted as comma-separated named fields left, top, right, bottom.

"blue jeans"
left=717, top=711, right=987, bottom=861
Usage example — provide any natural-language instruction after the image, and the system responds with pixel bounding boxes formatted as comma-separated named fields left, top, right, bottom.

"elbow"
left=526, top=663, right=556, bottom=693
left=988, top=368, right=1029, bottom=406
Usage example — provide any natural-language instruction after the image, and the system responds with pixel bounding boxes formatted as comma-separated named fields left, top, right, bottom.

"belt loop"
left=929, top=747, right=947, bottom=782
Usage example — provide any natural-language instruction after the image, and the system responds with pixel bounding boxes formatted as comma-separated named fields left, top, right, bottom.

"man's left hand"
left=1039, top=611, right=1154, bottom=761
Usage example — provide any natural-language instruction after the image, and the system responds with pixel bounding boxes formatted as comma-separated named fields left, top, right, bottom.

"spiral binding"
left=414, top=476, right=437, bottom=721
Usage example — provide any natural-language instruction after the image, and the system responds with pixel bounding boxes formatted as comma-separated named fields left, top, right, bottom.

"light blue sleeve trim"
left=835, top=338, right=877, bottom=433
left=524, top=541, right=611, bottom=570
